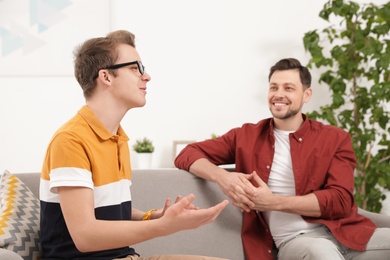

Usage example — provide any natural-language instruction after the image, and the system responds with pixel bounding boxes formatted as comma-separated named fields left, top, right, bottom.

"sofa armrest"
left=358, top=208, right=390, bottom=228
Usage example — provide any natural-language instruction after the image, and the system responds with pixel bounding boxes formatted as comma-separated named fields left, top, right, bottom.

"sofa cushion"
left=0, top=248, right=23, bottom=260
left=0, top=170, right=41, bottom=260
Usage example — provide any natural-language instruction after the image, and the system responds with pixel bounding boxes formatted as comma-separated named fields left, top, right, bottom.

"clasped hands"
left=223, top=171, right=275, bottom=213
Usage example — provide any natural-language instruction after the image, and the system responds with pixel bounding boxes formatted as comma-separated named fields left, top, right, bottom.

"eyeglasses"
left=106, top=60, right=145, bottom=75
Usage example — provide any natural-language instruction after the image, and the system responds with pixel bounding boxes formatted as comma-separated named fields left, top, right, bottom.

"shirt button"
left=268, top=250, right=272, bottom=254
left=266, top=165, right=270, bottom=169
left=298, top=137, right=302, bottom=142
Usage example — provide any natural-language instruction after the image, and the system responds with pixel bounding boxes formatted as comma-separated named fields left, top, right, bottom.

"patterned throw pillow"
left=0, top=170, right=41, bottom=260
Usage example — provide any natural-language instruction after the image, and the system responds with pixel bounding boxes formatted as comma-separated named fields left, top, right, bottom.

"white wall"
left=110, top=0, right=335, bottom=167
left=1, top=0, right=389, bottom=215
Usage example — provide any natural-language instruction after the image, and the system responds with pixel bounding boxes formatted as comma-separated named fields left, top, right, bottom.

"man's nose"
left=273, top=89, right=285, bottom=97
left=142, top=72, right=151, bottom=82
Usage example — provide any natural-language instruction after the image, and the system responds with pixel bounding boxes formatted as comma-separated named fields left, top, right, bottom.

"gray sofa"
left=5, top=169, right=390, bottom=259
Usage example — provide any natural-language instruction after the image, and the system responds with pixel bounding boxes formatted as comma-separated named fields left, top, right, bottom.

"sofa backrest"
left=16, top=172, right=40, bottom=197
left=15, top=169, right=245, bottom=260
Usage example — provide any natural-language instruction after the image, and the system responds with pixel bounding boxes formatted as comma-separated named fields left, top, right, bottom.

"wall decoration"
left=0, top=0, right=111, bottom=76
left=172, top=140, right=196, bottom=164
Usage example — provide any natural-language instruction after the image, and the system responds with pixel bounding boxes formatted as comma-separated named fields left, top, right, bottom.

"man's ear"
left=97, top=69, right=112, bottom=85
left=303, top=87, right=312, bottom=103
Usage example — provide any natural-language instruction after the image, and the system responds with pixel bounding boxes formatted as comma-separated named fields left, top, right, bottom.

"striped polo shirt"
left=40, top=105, right=137, bottom=259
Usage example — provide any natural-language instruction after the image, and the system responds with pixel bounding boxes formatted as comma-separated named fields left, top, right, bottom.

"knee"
left=279, top=238, right=340, bottom=260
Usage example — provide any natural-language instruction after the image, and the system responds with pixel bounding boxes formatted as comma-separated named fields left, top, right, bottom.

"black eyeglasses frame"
left=106, top=60, right=145, bottom=75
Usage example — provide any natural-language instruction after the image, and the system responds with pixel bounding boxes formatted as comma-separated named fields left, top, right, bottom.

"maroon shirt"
left=175, top=114, right=376, bottom=260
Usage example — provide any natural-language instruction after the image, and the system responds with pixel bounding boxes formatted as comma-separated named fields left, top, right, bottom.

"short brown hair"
left=268, top=58, right=311, bottom=88
left=73, top=30, right=136, bottom=99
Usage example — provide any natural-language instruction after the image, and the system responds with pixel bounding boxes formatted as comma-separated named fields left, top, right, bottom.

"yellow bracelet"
left=142, top=209, right=157, bottom=220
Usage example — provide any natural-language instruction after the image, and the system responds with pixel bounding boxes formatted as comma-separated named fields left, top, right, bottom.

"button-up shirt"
left=175, top=114, right=376, bottom=260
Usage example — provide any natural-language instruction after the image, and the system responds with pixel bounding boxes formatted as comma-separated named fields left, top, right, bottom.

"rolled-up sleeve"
left=313, top=132, right=356, bottom=219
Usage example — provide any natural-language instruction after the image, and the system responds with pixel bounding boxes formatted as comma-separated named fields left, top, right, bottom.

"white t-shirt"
left=263, top=128, right=321, bottom=248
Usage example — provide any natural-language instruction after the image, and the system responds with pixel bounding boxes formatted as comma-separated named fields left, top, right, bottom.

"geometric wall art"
left=0, top=0, right=111, bottom=76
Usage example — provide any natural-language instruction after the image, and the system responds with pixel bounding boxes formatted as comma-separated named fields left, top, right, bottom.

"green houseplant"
left=133, top=137, right=155, bottom=153
left=133, top=137, right=154, bottom=169
left=210, top=133, right=220, bottom=139
left=303, top=0, right=390, bottom=212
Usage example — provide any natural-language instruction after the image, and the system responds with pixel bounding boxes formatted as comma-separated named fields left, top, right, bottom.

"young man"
left=40, top=30, right=229, bottom=260
left=175, top=58, right=390, bottom=260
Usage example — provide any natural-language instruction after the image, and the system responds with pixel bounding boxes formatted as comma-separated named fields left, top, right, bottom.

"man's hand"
left=151, top=195, right=200, bottom=219
left=187, top=158, right=252, bottom=212
left=230, top=171, right=275, bottom=212
left=159, top=194, right=229, bottom=233
left=231, top=171, right=322, bottom=216
left=215, top=171, right=253, bottom=212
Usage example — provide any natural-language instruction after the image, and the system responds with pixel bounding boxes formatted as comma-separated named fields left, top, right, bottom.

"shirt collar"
left=78, top=105, right=129, bottom=142
left=293, top=114, right=309, bottom=134
left=269, top=114, right=310, bottom=140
